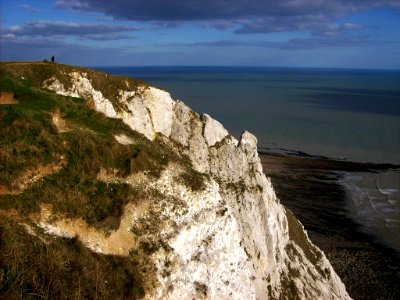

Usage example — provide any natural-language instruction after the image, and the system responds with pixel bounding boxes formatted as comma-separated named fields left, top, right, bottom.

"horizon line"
left=1, top=60, right=399, bottom=72
left=90, top=65, right=400, bottom=72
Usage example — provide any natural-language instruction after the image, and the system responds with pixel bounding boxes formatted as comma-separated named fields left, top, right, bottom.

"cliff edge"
left=0, top=62, right=350, bottom=299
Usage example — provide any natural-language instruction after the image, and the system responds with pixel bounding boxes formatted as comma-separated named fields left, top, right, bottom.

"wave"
left=340, top=171, right=400, bottom=254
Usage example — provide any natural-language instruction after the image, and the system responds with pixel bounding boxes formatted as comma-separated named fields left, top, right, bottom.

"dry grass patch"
left=0, top=217, right=145, bottom=299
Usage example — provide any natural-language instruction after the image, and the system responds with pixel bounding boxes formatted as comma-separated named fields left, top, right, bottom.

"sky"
left=1, top=0, right=400, bottom=69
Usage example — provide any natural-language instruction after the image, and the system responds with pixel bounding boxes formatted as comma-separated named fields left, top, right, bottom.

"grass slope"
left=0, top=62, right=206, bottom=299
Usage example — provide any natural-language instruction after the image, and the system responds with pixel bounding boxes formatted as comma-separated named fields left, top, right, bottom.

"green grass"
left=0, top=62, right=210, bottom=298
left=0, top=61, right=209, bottom=225
left=0, top=218, right=145, bottom=299
left=0, top=64, right=185, bottom=227
left=0, top=97, right=63, bottom=188
left=1, top=62, right=149, bottom=112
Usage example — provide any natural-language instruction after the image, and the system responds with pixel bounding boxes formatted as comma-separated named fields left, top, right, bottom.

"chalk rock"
left=170, top=100, right=192, bottom=146
left=239, top=130, right=258, bottom=150
left=41, top=67, right=351, bottom=300
left=143, top=87, right=173, bottom=137
left=202, top=114, right=229, bottom=147
left=123, top=96, right=155, bottom=140
left=43, top=72, right=118, bottom=118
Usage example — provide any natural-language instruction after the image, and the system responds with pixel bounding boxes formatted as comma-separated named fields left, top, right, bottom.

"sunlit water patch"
left=341, top=171, right=400, bottom=254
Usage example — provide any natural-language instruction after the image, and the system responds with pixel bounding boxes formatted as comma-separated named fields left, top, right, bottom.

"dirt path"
left=51, top=109, right=69, bottom=132
left=0, top=161, right=66, bottom=195
left=0, top=91, right=19, bottom=104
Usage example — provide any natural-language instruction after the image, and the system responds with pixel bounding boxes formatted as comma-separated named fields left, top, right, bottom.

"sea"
left=95, top=66, right=400, bottom=253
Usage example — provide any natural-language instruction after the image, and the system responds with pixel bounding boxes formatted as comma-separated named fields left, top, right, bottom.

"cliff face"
left=1, top=63, right=350, bottom=299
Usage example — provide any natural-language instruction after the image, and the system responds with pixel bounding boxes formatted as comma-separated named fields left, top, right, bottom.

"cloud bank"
left=1, top=0, right=399, bottom=68
left=54, top=0, right=400, bottom=34
left=2, top=21, right=138, bottom=40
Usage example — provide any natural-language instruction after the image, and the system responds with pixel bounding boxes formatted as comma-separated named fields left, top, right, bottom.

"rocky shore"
left=260, top=152, right=400, bottom=300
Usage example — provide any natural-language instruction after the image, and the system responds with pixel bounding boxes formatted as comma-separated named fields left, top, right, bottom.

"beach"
left=260, top=152, right=400, bottom=300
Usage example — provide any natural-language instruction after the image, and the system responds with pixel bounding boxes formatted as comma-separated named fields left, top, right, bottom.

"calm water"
left=96, top=66, right=400, bottom=165
left=95, top=66, right=400, bottom=253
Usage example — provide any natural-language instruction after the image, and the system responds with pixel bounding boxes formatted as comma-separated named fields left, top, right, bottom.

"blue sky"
left=1, top=0, right=400, bottom=69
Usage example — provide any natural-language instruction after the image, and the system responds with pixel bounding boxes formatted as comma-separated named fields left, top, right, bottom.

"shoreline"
left=258, top=148, right=400, bottom=172
left=259, top=151, right=400, bottom=300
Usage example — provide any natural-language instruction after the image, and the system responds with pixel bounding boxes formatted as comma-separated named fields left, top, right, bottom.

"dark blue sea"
left=96, top=66, right=400, bottom=164
left=94, top=66, right=400, bottom=253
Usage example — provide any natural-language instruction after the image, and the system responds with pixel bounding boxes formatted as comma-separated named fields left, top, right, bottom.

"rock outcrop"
left=33, top=66, right=350, bottom=299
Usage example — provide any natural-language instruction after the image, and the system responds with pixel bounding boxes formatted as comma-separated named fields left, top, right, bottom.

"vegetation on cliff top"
left=1, top=62, right=150, bottom=112
left=0, top=62, right=207, bottom=298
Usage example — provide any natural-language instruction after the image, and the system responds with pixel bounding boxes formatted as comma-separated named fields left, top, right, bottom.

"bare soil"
left=0, top=91, right=19, bottom=104
left=0, top=161, right=66, bottom=195
left=51, top=109, right=70, bottom=132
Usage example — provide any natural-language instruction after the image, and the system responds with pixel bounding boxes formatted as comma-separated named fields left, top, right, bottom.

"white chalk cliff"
left=42, top=70, right=351, bottom=299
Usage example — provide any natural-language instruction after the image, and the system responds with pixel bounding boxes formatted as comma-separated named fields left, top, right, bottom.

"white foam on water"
left=340, top=171, right=400, bottom=254
left=381, top=189, right=399, bottom=195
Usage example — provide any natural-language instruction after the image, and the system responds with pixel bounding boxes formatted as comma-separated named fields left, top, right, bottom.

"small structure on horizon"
left=51, top=56, right=55, bottom=62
